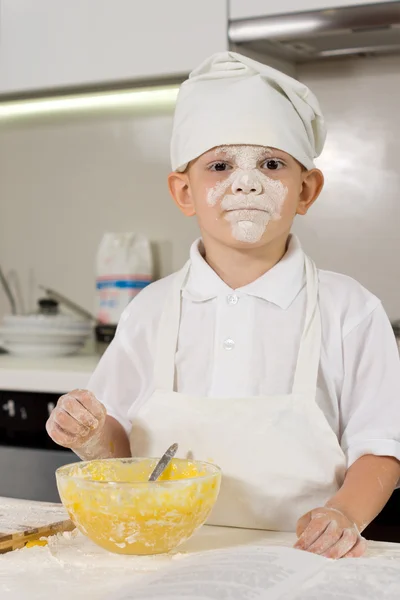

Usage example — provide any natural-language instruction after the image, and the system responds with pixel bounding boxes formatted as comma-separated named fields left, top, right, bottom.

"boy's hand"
left=46, top=389, right=107, bottom=452
left=294, top=507, right=367, bottom=559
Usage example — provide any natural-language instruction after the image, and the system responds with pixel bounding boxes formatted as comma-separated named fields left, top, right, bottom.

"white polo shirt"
left=88, top=235, right=400, bottom=468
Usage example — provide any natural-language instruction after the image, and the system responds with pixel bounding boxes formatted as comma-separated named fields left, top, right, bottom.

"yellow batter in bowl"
left=56, top=458, right=221, bottom=555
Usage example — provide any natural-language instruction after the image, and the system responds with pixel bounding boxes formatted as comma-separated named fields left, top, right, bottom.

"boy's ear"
left=168, top=172, right=196, bottom=217
left=297, top=169, right=324, bottom=215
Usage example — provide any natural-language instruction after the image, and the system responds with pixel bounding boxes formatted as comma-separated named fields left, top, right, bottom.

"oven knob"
left=2, top=399, right=16, bottom=417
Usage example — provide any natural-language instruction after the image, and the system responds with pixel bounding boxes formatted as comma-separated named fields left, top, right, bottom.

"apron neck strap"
left=154, top=255, right=321, bottom=396
left=153, top=261, right=191, bottom=392
left=291, top=255, right=321, bottom=396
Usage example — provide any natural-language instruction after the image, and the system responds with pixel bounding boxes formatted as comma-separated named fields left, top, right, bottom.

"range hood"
left=229, top=2, right=400, bottom=62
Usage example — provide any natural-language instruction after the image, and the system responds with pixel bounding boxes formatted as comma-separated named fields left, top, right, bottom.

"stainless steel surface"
left=0, top=266, right=17, bottom=315
left=229, top=2, right=400, bottom=62
left=0, top=446, right=79, bottom=502
left=148, top=443, right=179, bottom=481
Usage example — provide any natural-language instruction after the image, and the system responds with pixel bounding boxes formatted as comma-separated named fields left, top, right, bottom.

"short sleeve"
left=340, top=302, right=400, bottom=468
left=87, top=330, right=141, bottom=435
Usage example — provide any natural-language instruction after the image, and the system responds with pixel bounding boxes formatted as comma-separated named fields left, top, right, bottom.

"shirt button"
left=227, top=294, right=238, bottom=306
left=223, top=339, right=235, bottom=351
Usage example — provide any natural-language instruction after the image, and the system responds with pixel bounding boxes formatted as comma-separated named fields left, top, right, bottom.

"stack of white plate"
left=0, top=314, right=92, bottom=358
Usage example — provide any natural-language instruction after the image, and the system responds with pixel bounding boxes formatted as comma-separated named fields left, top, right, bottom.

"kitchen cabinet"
left=0, top=0, right=228, bottom=94
left=230, top=0, right=398, bottom=19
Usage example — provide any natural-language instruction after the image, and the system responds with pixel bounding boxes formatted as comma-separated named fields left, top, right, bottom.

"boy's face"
left=168, top=145, right=323, bottom=249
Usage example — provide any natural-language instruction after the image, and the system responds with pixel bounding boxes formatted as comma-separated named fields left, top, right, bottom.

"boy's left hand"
left=294, top=507, right=367, bottom=559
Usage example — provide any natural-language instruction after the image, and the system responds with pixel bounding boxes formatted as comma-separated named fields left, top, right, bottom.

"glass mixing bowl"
left=56, top=457, right=221, bottom=555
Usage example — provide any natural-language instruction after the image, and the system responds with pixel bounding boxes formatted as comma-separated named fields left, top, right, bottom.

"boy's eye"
left=209, top=162, right=232, bottom=172
left=260, top=159, right=285, bottom=171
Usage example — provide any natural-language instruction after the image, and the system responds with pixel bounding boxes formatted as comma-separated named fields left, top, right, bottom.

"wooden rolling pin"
left=0, top=497, right=75, bottom=554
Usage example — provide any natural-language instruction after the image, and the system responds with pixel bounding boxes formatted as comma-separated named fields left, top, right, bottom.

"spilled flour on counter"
left=2, top=522, right=400, bottom=600
left=0, top=498, right=69, bottom=533
left=0, top=529, right=188, bottom=600
left=46, top=529, right=187, bottom=570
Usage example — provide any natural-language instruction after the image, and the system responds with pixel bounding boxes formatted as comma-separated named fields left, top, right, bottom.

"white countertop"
left=0, top=352, right=99, bottom=393
left=1, top=496, right=400, bottom=600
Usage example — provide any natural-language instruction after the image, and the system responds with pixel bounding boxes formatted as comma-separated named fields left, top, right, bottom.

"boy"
left=47, top=52, right=400, bottom=559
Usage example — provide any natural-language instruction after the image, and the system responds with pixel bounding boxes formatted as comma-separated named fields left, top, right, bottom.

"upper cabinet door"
left=0, top=0, right=228, bottom=94
left=230, top=0, right=398, bottom=19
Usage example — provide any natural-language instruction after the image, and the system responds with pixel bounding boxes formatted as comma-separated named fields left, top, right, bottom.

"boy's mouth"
left=224, top=207, right=270, bottom=215
left=220, top=194, right=276, bottom=215
left=224, top=209, right=272, bottom=223
left=226, top=207, right=267, bottom=212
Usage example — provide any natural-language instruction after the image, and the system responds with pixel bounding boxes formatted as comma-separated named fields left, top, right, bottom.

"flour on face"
left=206, top=145, right=288, bottom=243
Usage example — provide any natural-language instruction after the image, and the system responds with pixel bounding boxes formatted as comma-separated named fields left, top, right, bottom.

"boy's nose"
left=231, top=171, right=262, bottom=195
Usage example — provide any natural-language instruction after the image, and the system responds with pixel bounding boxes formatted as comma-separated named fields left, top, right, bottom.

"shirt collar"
left=183, top=235, right=306, bottom=310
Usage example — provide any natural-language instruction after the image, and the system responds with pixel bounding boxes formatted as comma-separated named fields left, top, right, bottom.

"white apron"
left=130, top=255, right=346, bottom=531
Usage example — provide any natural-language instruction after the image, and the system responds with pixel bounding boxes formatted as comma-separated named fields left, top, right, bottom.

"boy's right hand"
left=46, top=389, right=107, bottom=451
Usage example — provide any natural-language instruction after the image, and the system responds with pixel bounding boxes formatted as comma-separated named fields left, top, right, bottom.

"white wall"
left=0, top=54, right=399, bottom=321
left=0, top=107, right=198, bottom=319
left=295, top=55, right=400, bottom=319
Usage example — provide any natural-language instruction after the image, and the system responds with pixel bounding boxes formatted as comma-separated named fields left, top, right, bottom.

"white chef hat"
left=170, top=51, right=326, bottom=172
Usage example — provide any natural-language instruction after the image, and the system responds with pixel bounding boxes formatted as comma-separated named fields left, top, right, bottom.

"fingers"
left=294, top=514, right=330, bottom=551
left=46, top=419, right=85, bottom=448
left=69, top=389, right=106, bottom=424
left=322, top=527, right=359, bottom=559
left=344, top=536, right=368, bottom=558
left=296, top=511, right=312, bottom=537
left=306, top=520, right=342, bottom=555
left=46, top=390, right=106, bottom=449
left=294, top=507, right=366, bottom=560
left=57, top=396, right=97, bottom=430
